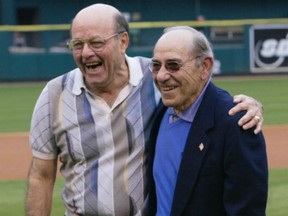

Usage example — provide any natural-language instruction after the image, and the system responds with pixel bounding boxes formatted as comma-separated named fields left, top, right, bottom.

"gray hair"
left=114, top=12, right=130, bottom=36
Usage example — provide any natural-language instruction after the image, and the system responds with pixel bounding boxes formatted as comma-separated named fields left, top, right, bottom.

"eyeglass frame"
left=148, top=56, right=201, bottom=74
left=67, top=32, right=124, bottom=53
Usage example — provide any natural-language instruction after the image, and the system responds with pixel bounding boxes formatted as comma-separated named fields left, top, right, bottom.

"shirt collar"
left=125, top=54, right=143, bottom=86
left=168, top=77, right=211, bottom=123
left=72, top=54, right=143, bottom=95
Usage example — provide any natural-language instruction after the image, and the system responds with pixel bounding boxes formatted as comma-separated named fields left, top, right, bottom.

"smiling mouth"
left=162, top=86, right=176, bottom=91
left=85, top=62, right=102, bottom=70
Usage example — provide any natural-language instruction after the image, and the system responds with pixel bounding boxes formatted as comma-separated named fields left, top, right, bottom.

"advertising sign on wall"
left=250, top=24, right=288, bottom=73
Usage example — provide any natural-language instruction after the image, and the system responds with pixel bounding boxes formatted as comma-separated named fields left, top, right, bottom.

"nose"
left=156, top=65, right=171, bottom=82
left=81, top=43, right=94, bottom=57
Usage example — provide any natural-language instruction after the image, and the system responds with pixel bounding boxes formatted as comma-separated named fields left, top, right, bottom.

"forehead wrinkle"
left=155, top=29, right=194, bottom=57
left=154, top=32, right=193, bottom=60
left=153, top=43, right=187, bottom=63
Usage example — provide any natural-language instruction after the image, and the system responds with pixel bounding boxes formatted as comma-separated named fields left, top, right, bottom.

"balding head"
left=156, top=26, right=214, bottom=61
left=77, top=3, right=119, bottom=15
left=75, top=4, right=119, bottom=25
left=154, top=28, right=195, bottom=59
left=158, top=26, right=214, bottom=60
left=71, top=3, right=129, bottom=37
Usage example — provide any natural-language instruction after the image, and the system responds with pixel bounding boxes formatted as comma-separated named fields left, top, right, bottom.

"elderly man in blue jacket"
left=148, top=26, right=268, bottom=216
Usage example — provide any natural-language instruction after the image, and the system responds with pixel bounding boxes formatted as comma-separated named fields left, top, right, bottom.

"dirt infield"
left=0, top=125, right=287, bottom=181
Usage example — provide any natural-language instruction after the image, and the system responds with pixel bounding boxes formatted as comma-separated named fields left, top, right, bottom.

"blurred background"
left=1, top=0, right=288, bottom=81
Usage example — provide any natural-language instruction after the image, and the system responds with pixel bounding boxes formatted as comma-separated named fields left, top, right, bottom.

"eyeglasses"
left=67, top=32, right=122, bottom=53
left=149, top=56, right=200, bottom=74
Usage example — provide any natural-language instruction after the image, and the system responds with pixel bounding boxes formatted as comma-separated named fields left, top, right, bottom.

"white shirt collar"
left=125, top=54, right=143, bottom=86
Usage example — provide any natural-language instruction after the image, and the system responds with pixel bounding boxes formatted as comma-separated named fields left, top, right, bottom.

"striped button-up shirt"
left=30, top=56, right=161, bottom=215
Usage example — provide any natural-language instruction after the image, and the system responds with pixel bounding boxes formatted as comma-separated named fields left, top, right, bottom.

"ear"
left=200, top=57, right=213, bottom=80
left=120, top=32, right=129, bottom=54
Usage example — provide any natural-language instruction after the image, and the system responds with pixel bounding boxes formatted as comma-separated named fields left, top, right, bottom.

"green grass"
left=0, top=83, right=44, bottom=132
left=0, top=169, right=287, bottom=215
left=267, top=169, right=288, bottom=216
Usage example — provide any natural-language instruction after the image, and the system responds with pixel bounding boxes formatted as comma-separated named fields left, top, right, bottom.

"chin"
left=162, top=100, right=175, bottom=108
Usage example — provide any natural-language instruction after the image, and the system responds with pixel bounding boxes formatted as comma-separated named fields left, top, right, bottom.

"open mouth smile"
left=85, top=62, right=103, bottom=70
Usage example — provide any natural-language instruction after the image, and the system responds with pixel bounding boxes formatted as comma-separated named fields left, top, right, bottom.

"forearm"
left=26, top=176, right=55, bottom=216
left=26, top=158, right=57, bottom=216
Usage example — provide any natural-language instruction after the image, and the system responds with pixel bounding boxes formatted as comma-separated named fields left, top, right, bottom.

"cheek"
left=103, top=48, right=118, bottom=65
left=181, top=74, right=197, bottom=90
left=73, top=53, right=82, bottom=65
left=179, top=76, right=200, bottom=99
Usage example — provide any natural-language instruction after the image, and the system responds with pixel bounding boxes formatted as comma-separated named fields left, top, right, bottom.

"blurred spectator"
left=13, top=32, right=27, bottom=47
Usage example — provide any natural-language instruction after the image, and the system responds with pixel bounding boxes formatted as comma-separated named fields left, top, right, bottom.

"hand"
left=228, top=94, right=264, bottom=134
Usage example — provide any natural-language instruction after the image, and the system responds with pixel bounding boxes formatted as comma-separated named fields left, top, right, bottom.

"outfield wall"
left=1, top=19, right=288, bottom=81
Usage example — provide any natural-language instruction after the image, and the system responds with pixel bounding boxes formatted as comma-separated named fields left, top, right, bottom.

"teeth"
left=162, top=86, right=175, bottom=91
left=85, top=62, right=101, bottom=69
left=86, top=62, right=98, bottom=66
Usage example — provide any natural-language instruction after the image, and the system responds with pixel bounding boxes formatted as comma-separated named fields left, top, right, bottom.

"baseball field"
left=0, top=75, right=287, bottom=215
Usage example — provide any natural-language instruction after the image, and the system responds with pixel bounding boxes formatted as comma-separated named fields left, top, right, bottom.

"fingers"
left=253, top=119, right=263, bottom=134
left=240, top=114, right=263, bottom=134
left=254, top=115, right=261, bottom=122
left=229, top=94, right=264, bottom=134
left=228, top=94, right=249, bottom=116
left=232, top=94, right=246, bottom=103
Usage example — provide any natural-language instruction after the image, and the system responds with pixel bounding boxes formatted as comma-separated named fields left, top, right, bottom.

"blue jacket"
left=148, top=82, right=268, bottom=216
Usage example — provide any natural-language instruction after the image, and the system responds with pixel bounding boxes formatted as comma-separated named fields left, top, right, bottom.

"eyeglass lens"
left=68, top=33, right=119, bottom=52
left=150, top=61, right=182, bottom=73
